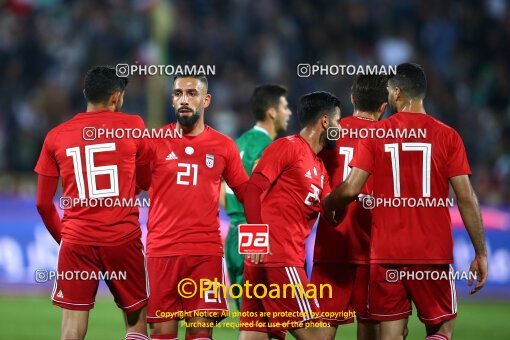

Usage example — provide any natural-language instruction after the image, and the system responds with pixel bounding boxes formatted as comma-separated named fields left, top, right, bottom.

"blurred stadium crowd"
left=0, top=0, right=509, bottom=205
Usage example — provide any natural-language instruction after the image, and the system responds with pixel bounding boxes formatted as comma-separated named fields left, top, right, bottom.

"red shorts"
left=52, top=238, right=149, bottom=311
left=146, top=256, right=229, bottom=323
left=369, top=264, right=457, bottom=325
left=240, top=265, right=322, bottom=338
left=311, top=263, right=374, bottom=325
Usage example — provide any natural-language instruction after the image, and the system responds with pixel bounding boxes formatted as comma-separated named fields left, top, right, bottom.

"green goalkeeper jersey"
left=225, top=126, right=272, bottom=226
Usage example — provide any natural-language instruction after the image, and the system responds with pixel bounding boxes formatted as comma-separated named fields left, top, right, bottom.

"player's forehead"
left=279, top=95, right=288, bottom=106
left=173, top=77, right=206, bottom=92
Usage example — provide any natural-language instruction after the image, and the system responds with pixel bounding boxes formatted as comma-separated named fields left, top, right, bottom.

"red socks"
left=426, top=334, right=449, bottom=340
left=150, top=334, right=178, bottom=340
left=125, top=332, right=149, bottom=340
left=185, top=334, right=212, bottom=340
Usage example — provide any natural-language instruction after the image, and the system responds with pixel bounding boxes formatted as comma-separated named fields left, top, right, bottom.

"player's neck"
left=299, top=127, right=322, bottom=154
left=177, top=119, right=205, bottom=136
left=353, top=110, right=376, bottom=121
left=398, top=99, right=426, bottom=114
left=255, top=120, right=276, bottom=140
left=86, top=103, right=115, bottom=112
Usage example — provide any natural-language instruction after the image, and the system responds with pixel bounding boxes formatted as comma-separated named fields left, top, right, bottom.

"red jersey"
left=34, top=110, right=151, bottom=246
left=247, top=135, right=330, bottom=267
left=350, top=112, right=471, bottom=264
left=146, top=123, right=248, bottom=257
left=314, top=116, right=374, bottom=264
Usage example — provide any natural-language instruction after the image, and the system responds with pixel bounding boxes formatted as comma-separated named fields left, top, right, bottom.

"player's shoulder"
left=265, top=135, right=302, bottom=154
left=237, top=127, right=261, bottom=141
left=66, top=111, right=144, bottom=127
left=426, top=115, right=457, bottom=134
left=234, top=128, right=253, bottom=144
left=159, top=122, right=177, bottom=131
left=276, top=134, right=300, bottom=146
left=42, top=123, right=64, bottom=146
left=374, top=113, right=400, bottom=128
left=205, top=125, right=237, bottom=146
left=341, top=115, right=376, bottom=127
left=236, top=127, right=271, bottom=147
left=388, top=112, right=462, bottom=141
left=409, top=113, right=461, bottom=139
left=339, top=115, right=358, bottom=124
left=106, top=111, right=145, bottom=127
left=44, top=113, right=85, bottom=139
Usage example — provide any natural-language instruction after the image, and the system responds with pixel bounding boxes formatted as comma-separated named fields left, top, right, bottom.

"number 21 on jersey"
left=176, top=163, right=198, bottom=186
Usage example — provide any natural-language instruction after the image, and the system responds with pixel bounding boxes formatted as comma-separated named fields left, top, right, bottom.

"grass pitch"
left=0, top=296, right=508, bottom=339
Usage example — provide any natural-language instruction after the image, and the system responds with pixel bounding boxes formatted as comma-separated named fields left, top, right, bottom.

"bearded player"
left=35, top=66, right=151, bottom=340
left=312, top=75, right=387, bottom=340
left=240, top=91, right=340, bottom=340
left=323, top=63, right=488, bottom=340
left=146, top=75, right=249, bottom=340
left=223, top=84, right=292, bottom=310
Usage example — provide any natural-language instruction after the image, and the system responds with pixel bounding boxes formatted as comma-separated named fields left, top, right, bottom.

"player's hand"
left=247, top=253, right=265, bottom=264
left=247, top=245, right=272, bottom=264
left=322, top=194, right=337, bottom=224
left=468, top=253, right=488, bottom=294
left=322, top=194, right=344, bottom=225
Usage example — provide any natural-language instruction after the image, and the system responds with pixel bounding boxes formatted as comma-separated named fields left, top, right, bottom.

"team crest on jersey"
left=205, top=154, right=214, bottom=168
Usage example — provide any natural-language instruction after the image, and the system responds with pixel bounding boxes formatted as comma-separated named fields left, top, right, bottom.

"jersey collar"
left=253, top=125, right=270, bottom=136
left=353, top=115, right=376, bottom=122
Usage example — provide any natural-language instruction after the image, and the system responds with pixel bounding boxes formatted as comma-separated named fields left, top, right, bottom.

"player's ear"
left=321, top=114, right=329, bottom=129
left=350, top=93, right=354, bottom=105
left=109, top=91, right=121, bottom=107
left=266, top=107, right=276, bottom=121
left=394, top=87, right=401, bottom=101
left=377, top=102, right=387, bottom=120
left=203, top=93, right=211, bottom=109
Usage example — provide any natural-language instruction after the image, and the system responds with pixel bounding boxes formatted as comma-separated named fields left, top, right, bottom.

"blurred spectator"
left=0, top=0, right=509, bottom=205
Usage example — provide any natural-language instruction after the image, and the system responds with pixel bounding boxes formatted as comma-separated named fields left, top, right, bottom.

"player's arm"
left=450, top=175, right=488, bottom=294
left=228, top=179, right=248, bottom=204
left=223, top=140, right=249, bottom=203
left=448, top=129, right=487, bottom=294
left=322, top=167, right=369, bottom=224
left=136, top=163, right=151, bottom=192
left=244, top=173, right=271, bottom=225
left=134, top=116, right=153, bottom=192
left=244, top=173, right=271, bottom=264
left=218, top=180, right=226, bottom=210
left=323, top=136, right=375, bottom=224
left=35, top=175, right=62, bottom=244
left=34, top=131, right=62, bottom=243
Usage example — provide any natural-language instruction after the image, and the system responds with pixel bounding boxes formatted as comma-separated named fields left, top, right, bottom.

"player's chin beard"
left=176, top=111, right=201, bottom=127
left=322, top=131, right=336, bottom=150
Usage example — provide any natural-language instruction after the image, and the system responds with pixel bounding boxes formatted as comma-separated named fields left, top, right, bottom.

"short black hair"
left=251, top=84, right=288, bottom=122
left=83, top=66, right=128, bottom=104
left=297, top=91, right=340, bottom=127
left=351, top=74, right=388, bottom=112
left=173, top=75, right=208, bottom=91
left=388, top=63, right=427, bottom=99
